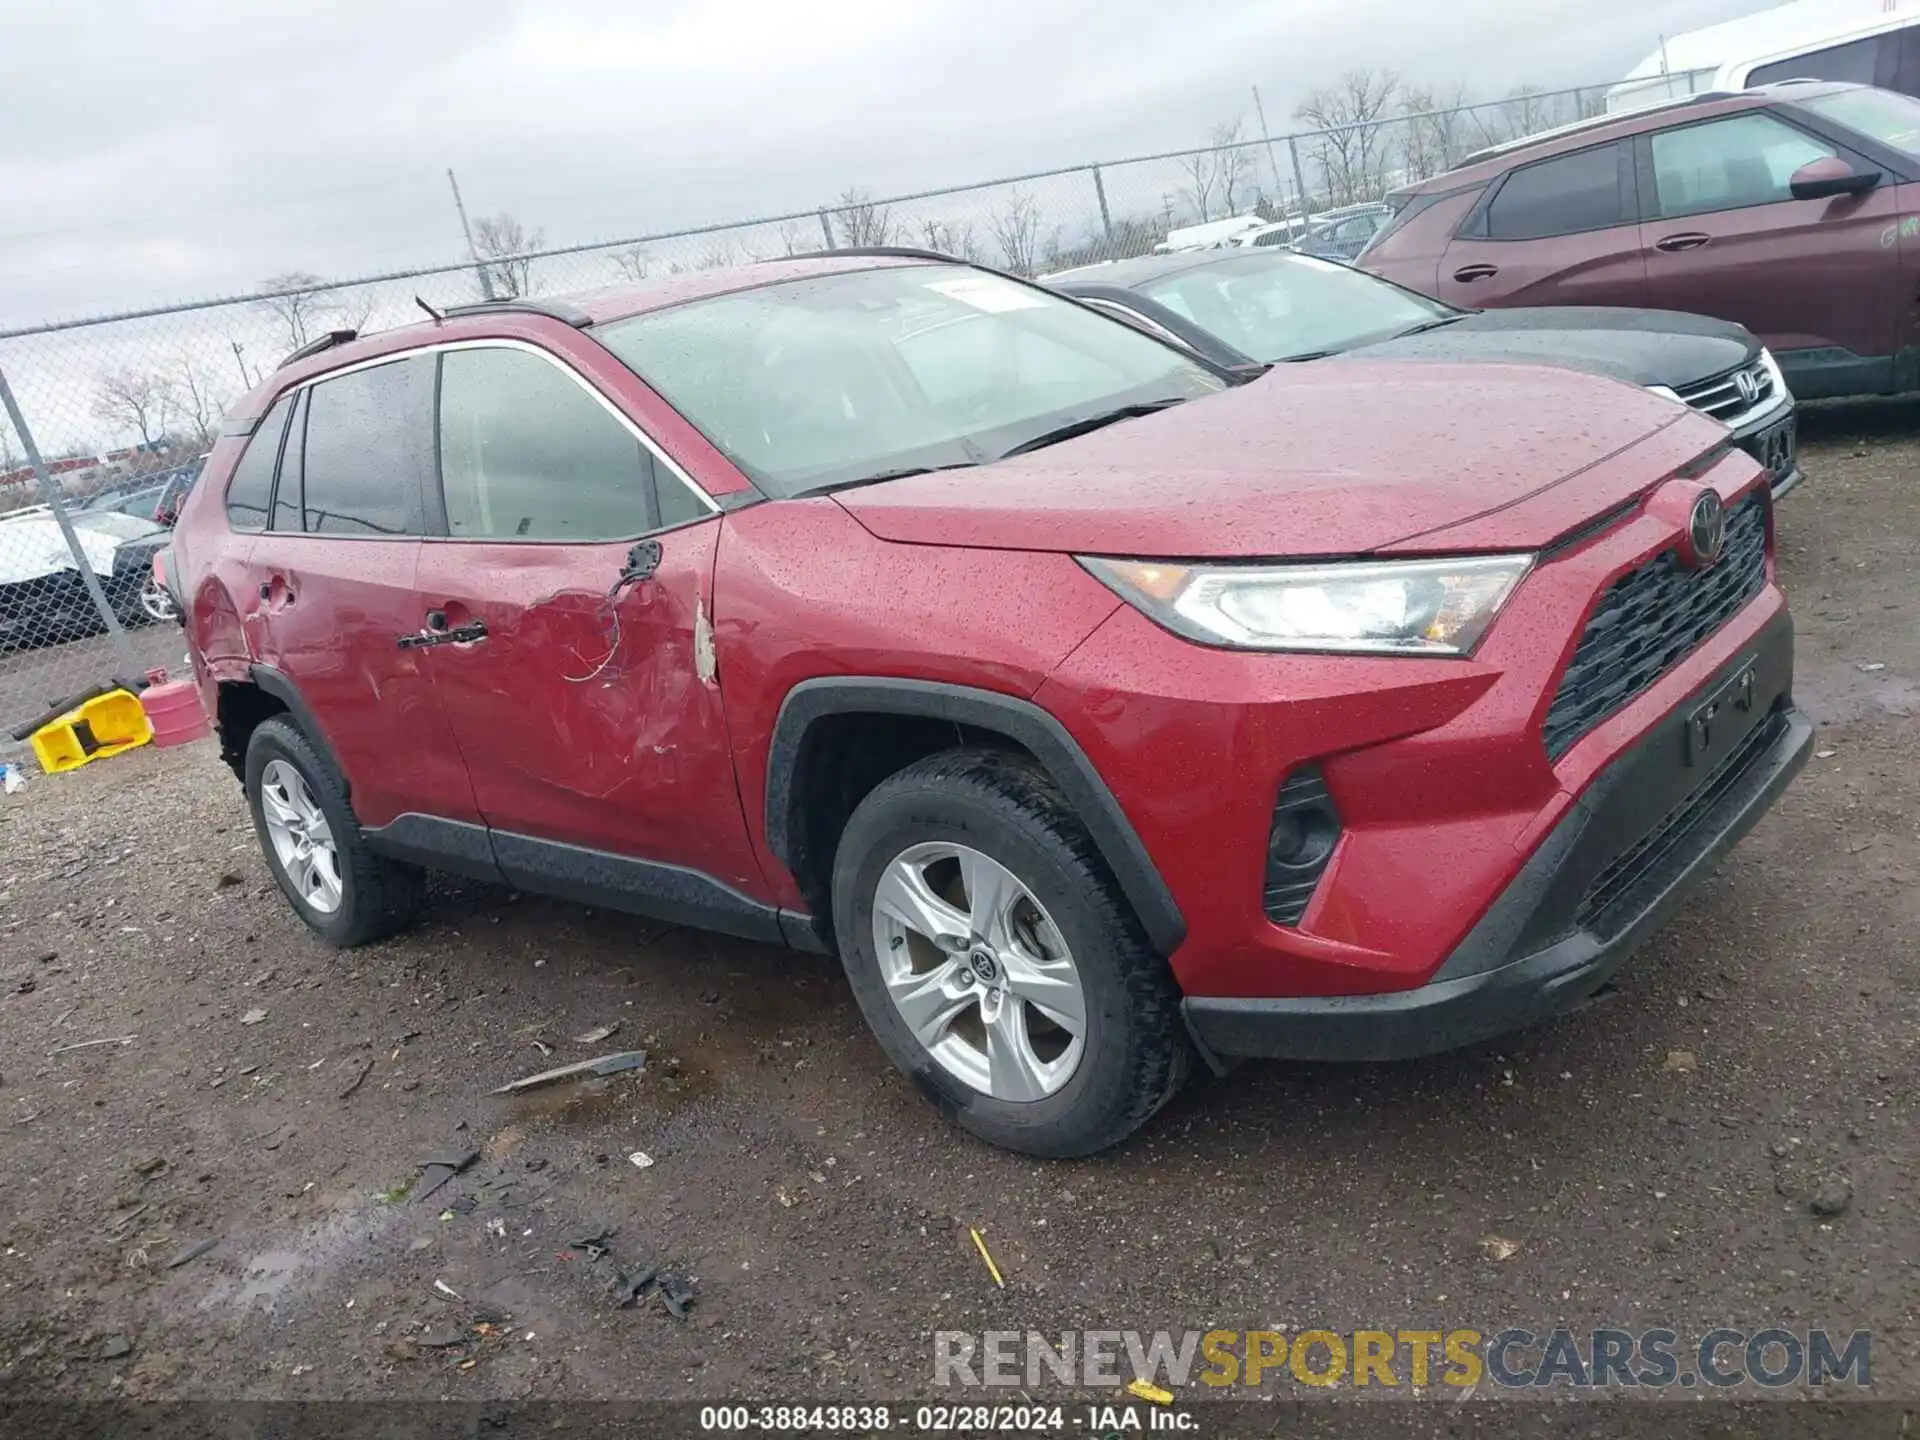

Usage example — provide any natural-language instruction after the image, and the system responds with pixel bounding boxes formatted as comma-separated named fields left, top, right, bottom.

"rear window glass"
left=1485, top=144, right=1628, bottom=239
left=1799, top=86, right=1920, bottom=160
left=299, top=356, right=435, bottom=536
left=224, top=393, right=291, bottom=532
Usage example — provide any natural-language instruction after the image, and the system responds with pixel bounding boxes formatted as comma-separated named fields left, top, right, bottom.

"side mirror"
left=1789, top=157, right=1881, bottom=201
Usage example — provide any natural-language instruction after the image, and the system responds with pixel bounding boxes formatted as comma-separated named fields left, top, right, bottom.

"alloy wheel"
left=137, top=577, right=177, bottom=623
left=870, top=842, right=1086, bottom=1101
left=259, top=759, right=343, bottom=914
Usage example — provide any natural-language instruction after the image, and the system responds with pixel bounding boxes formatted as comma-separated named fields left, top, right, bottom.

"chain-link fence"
left=0, top=69, right=1711, bottom=748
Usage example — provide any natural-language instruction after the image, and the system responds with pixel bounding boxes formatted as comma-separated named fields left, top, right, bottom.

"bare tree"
left=473, top=213, right=545, bottom=298
left=776, top=220, right=821, bottom=257
left=832, top=188, right=893, bottom=247
left=170, top=354, right=225, bottom=448
left=919, top=217, right=982, bottom=261
left=695, top=240, right=738, bottom=271
left=988, top=190, right=1045, bottom=276
left=1295, top=69, right=1403, bottom=206
left=1176, top=147, right=1218, bottom=223
left=0, top=421, right=21, bottom=476
left=610, top=247, right=652, bottom=281
left=1210, top=120, right=1256, bottom=217
left=92, top=369, right=175, bottom=449
left=1400, top=82, right=1475, bottom=181
left=254, top=272, right=335, bottom=353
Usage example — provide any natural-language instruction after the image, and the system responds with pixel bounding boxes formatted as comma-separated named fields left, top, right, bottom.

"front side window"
left=1650, top=113, right=1837, bottom=217
left=224, top=393, right=291, bottom=532
left=1136, top=252, right=1450, bottom=363
left=299, top=355, right=435, bottom=536
left=595, top=264, right=1224, bottom=497
left=1798, top=85, right=1920, bottom=161
left=1485, top=144, right=1629, bottom=239
left=438, top=347, right=709, bottom=541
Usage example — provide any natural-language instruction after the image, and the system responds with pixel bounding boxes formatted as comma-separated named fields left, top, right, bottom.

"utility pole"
left=230, top=340, right=253, bottom=390
left=1251, top=86, right=1286, bottom=206
left=447, top=168, right=497, bottom=301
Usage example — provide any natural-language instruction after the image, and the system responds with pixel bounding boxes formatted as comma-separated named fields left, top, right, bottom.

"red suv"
left=1362, top=82, right=1920, bottom=402
left=166, top=252, right=1811, bottom=1156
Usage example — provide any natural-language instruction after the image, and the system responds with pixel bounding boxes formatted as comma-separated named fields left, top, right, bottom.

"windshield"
left=596, top=264, right=1225, bottom=496
left=1135, top=252, right=1452, bottom=363
left=1799, top=87, right=1920, bottom=161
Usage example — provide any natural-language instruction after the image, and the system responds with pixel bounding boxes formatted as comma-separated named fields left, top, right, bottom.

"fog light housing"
left=1264, top=765, right=1340, bottom=925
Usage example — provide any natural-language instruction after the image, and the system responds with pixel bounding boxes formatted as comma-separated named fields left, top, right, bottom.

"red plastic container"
left=140, top=678, right=210, bottom=748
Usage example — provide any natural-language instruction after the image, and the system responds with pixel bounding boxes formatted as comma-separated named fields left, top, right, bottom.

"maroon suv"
left=166, top=253, right=1811, bottom=1156
left=1362, top=82, right=1920, bottom=401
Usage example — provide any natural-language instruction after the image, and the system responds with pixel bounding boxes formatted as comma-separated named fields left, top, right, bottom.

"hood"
left=1350, top=307, right=1757, bottom=390
left=836, top=360, right=1729, bottom=559
left=0, top=515, right=122, bottom=583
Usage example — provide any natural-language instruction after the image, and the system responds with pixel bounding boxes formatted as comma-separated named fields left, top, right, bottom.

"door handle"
left=398, top=613, right=487, bottom=650
left=258, top=580, right=295, bottom=606
left=1452, top=263, right=1499, bottom=283
left=1656, top=232, right=1712, bottom=253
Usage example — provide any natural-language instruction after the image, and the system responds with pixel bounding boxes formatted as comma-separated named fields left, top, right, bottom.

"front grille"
left=1542, top=490, right=1769, bottom=761
left=1574, top=710, right=1786, bottom=937
left=1675, top=358, right=1775, bottom=424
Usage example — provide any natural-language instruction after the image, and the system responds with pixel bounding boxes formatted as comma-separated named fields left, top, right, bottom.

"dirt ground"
left=0, top=407, right=1915, bottom=1436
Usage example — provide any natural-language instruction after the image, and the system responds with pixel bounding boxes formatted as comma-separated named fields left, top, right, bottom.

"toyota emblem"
left=1734, top=368, right=1761, bottom=405
left=1687, top=492, right=1727, bottom=568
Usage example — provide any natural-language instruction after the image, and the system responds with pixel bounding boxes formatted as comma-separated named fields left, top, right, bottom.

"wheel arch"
left=215, top=664, right=344, bottom=795
left=764, top=677, right=1186, bottom=957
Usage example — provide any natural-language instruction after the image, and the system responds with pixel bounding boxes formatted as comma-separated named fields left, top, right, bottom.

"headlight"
left=1080, top=553, right=1533, bottom=656
left=1758, top=346, right=1790, bottom=402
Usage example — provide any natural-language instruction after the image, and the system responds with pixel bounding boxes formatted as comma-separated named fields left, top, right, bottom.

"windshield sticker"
left=925, top=275, right=1048, bottom=313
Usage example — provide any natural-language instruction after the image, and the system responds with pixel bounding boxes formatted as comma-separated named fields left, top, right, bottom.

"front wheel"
left=831, top=748, right=1189, bottom=1157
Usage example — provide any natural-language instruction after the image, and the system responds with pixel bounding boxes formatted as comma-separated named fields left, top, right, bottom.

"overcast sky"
left=1, top=0, right=1775, bottom=330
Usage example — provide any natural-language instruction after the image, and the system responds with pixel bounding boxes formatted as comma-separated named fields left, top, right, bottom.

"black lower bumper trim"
left=1186, top=638, right=1813, bottom=1064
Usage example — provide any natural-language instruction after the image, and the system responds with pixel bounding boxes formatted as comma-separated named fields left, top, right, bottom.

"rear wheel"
left=831, top=748, right=1189, bottom=1157
left=244, top=717, right=422, bottom=947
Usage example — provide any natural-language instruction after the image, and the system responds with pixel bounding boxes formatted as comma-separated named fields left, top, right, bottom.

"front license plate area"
left=1684, top=659, right=1758, bottom=768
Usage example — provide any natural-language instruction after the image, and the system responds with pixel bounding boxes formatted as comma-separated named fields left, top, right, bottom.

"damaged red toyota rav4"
left=162, top=251, right=1811, bottom=1157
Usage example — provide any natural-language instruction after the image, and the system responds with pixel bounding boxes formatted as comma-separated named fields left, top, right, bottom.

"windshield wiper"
left=811, top=461, right=980, bottom=495
left=999, top=399, right=1189, bottom=459
left=1389, top=314, right=1470, bottom=339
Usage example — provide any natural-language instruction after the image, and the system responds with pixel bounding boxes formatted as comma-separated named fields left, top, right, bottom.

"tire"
left=244, top=716, right=422, bottom=947
left=831, top=747, right=1190, bottom=1158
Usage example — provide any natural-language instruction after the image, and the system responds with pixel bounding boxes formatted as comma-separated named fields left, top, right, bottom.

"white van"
left=1609, top=0, right=1920, bottom=113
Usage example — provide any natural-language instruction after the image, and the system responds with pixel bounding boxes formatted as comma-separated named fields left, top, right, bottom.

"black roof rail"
left=439, top=297, right=596, bottom=328
left=279, top=328, right=358, bottom=368
left=759, top=245, right=964, bottom=265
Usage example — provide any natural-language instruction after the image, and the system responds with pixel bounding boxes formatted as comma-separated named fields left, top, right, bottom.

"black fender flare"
left=245, top=664, right=349, bottom=799
left=764, top=677, right=1187, bottom=956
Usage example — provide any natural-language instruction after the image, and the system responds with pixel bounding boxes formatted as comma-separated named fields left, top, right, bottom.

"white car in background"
left=0, top=508, right=174, bottom=652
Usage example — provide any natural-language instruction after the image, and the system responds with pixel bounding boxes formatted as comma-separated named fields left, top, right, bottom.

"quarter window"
left=224, top=393, right=291, bottom=532
left=299, top=355, right=435, bottom=535
left=437, top=347, right=709, bottom=542
left=269, top=391, right=307, bottom=533
left=1485, top=144, right=1629, bottom=239
left=1650, top=113, right=1837, bottom=218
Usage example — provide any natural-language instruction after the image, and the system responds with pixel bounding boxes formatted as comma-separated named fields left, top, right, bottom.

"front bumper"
left=1184, top=623, right=1812, bottom=1063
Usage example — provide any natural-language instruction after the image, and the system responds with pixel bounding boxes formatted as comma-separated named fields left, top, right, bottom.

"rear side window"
left=1484, top=143, right=1630, bottom=239
left=224, top=393, right=292, bottom=532
left=1747, top=34, right=1893, bottom=88
left=299, top=356, right=435, bottom=535
left=1649, top=113, right=1836, bottom=218
left=438, top=346, right=710, bottom=541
